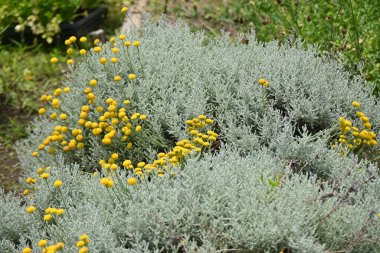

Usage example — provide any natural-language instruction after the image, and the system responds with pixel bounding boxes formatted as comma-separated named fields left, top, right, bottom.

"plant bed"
left=1, top=7, right=107, bottom=45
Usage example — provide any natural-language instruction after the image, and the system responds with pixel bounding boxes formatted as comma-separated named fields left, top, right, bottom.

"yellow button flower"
left=94, top=46, right=101, bottom=53
left=100, top=57, right=107, bottom=64
left=89, top=79, right=97, bottom=86
left=44, top=214, right=53, bottom=221
left=352, top=101, right=360, bottom=108
left=53, top=180, right=63, bottom=188
left=38, top=240, right=48, bottom=247
left=79, top=247, right=89, bottom=253
left=22, top=247, right=32, bottom=253
left=41, top=173, right=50, bottom=179
left=50, top=57, right=58, bottom=64
left=26, top=206, right=36, bottom=214
left=127, top=177, right=137, bottom=186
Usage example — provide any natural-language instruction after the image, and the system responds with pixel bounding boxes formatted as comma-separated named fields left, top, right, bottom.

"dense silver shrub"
left=16, top=17, right=380, bottom=175
left=2, top=149, right=380, bottom=252
left=0, top=190, right=32, bottom=243
left=3, top=17, right=379, bottom=252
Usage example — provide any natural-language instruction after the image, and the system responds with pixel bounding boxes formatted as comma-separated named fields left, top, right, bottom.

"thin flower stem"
left=126, top=47, right=135, bottom=73
left=122, top=46, right=134, bottom=73
left=58, top=188, right=71, bottom=218
left=137, top=48, right=145, bottom=77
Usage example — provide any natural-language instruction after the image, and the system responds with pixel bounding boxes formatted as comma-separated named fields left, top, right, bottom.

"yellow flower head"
left=80, top=36, right=87, bottom=43
left=258, top=78, right=269, bottom=87
left=124, top=41, right=132, bottom=47
left=119, top=34, right=126, bottom=40
left=80, top=49, right=87, bottom=55
left=94, top=46, right=101, bottom=53
left=111, top=57, right=118, bottom=63
left=100, top=57, right=107, bottom=64
left=127, top=177, right=137, bottom=186
left=112, top=47, right=119, bottom=54
left=128, top=74, right=136, bottom=80
left=89, top=79, right=97, bottom=86
left=69, top=36, right=77, bottom=43
left=44, top=214, right=53, bottom=221
left=26, top=206, right=36, bottom=214
left=205, top=119, right=214, bottom=125
left=121, top=6, right=128, bottom=13
left=80, top=234, right=90, bottom=244
left=110, top=164, right=118, bottom=171
left=53, top=180, right=63, bottom=188
left=114, top=75, right=122, bottom=82
left=23, top=189, right=29, bottom=196
left=79, top=247, right=89, bottom=253
left=352, top=101, right=360, bottom=108
left=133, top=41, right=141, bottom=47
left=123, top=160, right=132, bottom=167
left=22, top=247, right=32, bottom=253
left=50, top=57, right=58, bottom=64
left=38, top=108, right=46, bottom=115
left=94, top=39, right=100, bottom=45
left=356, top=111, right=364, bottom=117
left=38, top=239, right=48, bottom=247
left=41, top=173, right=50, bottom=179
left=76, top=240, right=85, bottom=248
left=55, top=242, right=65, bottom=250
left=67, top=59, right=74, bottom=65
left=100, top=178, right=114, bottom=188
left=60, top=113, right=67, bottom=120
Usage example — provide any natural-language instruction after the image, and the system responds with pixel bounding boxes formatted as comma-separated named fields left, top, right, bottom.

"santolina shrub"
left=1, top=15, right=379, bottom=252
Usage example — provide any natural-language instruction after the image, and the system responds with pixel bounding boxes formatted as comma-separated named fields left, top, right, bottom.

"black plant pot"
left=1, top=7, right=107, bottom=45
left=58, top=7, right=107, bottom=42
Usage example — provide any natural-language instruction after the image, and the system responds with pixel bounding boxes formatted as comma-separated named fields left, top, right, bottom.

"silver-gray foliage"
left=3, top=17, right=379, bottom=252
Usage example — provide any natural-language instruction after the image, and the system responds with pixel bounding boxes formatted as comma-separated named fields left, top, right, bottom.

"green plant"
left=0, top=45, right=63, bottom=113
left=0, top=0, right=104, bottom=43
left=0, top=17, right=379, bottom=252
left=148, top=0, right=380, bottom=92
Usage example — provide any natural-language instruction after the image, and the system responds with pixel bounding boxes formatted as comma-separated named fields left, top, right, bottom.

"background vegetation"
left=0, top=0, right=129, bottom=192
left=148, top=0, right=380, bottom=91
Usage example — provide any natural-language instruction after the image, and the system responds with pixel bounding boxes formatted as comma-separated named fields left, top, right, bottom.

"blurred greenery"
left=0, top=0, right=129, bottom=43
left=0, top=0, right=130, bottom=192
left=0, top=45, right=64, bottom=145
left=0, top=0, right=128, bottom=146
left=148, top=0, right=380, bottom=92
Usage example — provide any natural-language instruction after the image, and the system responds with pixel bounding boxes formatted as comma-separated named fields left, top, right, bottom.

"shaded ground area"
left=0, top=143, right=23, bottom=193
left=0, top=107, right=34, bottom=193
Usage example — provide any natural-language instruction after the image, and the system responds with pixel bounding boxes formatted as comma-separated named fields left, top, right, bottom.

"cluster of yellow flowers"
left=22, top=240, right=64, bottom=253
left=43, top=207, right=65, bottom=221
left=52, top=31, right=142, bottom=78
left=75, top=234, right=90, bottom=253
left=22, top=235, right=88, bottom=253
left=98, top=115, right=218, bottom=188
left=21, top=7, right=155, bottom=252
left=338, top=101, right=377, bottom=150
